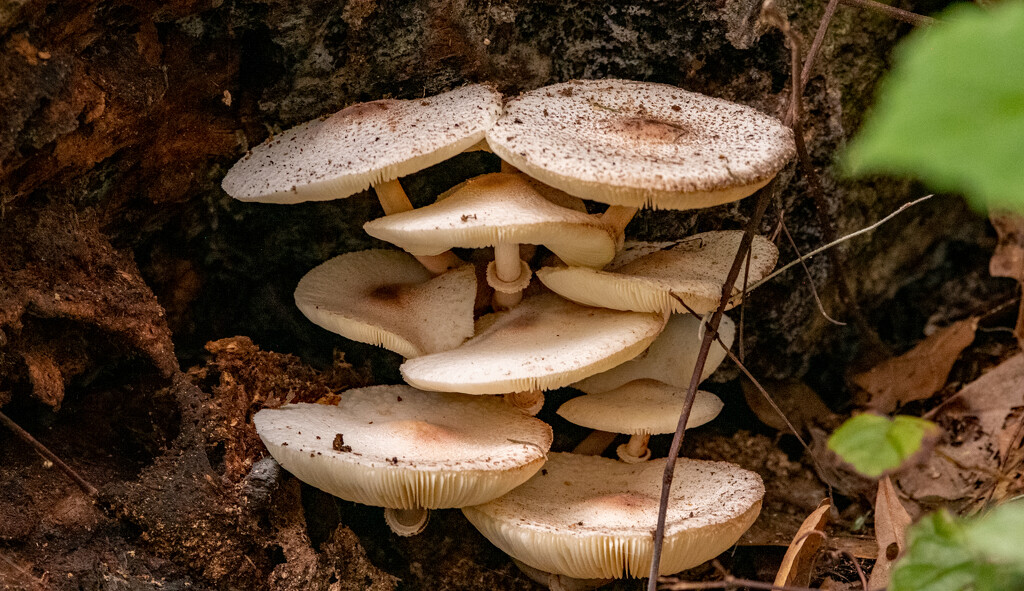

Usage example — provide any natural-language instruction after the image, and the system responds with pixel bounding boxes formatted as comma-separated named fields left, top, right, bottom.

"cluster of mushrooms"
left=222, top=79, right=795, bottom=587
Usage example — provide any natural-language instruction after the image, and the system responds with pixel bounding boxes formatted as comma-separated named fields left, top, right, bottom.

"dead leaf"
left=898, top=353, right=1024, bottom=504
left=742, top=378, right=841, bottom=433
left=853, top=317, right=978, bottom=413
left=989, top=211, right=1024, bottom=348
left=868, top=476, right=912, bottom=590
left=774, top=499, right=831, bottom=588
left=989, top=211, right=1024, bottom=282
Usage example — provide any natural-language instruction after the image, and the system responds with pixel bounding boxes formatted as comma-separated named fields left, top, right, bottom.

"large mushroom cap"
left=254, top=386, right=553, bottom=509
left=462, top=452, right=764, bottom=579
left=293, top=249, right=476, bottom=358
left=222, top=84, right=503, bottom=203
left=486, top=79, right=795, bottom=210
left=363, top=172, right=617, bottom=267
left=573, top=313, right=734, bottom=394
left=557, top=379, right=724, bottom=434
left=400, top=293, right=666, bottom=394
left=537, top=231, right=779, bottom=315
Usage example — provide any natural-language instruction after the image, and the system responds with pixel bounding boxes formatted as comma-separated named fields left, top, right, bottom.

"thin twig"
left=749, top=195, right=934, bottom=292
left=0, top=409, right=99, bottom=497
left=778, top=219, right=847, bottom=325
left=647, top=178, right=777, bottom=590
left=839, top=0, right=936, bottom=26
left=835, top=549, right=870, bottom=591
left=785, top=0, right=841, bottom=123
left=658, top=574, right=821, bottom=590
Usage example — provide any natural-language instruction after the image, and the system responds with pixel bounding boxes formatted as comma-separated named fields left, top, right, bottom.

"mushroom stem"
left=572, top=430, right=618, bottom=455
left=374, top=179, right=464, bottom=275
left=384, top=507, right=430, bottom=537
left=616, top=433, right=651, bottom=463
left=504, top=390, right=545, bottom=416
left=600, top=206, right=639, bottom=249
left=491, top=241, right=526, bottom=310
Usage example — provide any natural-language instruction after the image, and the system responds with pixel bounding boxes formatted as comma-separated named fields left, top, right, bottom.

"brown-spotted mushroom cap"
left=253, top=385, right=553, bottom=510
left=400, top=293, right=666, bottom=395
left=537, top=231, right=778, bottom=315
left=293, top=249, right=475, bottom=358
left=573, top=313, right=734, bottom=394
left=222, top=84, right=503, bottom=204
left=363, top=172, right=616, bottom=268
left=557, top=379, right=724, bottom=435
left=461, top=452, right=764, bottom=579
left=486, top=79, right=795, bottom=210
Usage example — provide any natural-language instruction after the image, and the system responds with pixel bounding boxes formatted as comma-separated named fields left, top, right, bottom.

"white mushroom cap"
left=536, top=231, right=778, bottom=314
left=293, top=249, right=476, bottom=358
left=486, top=79, right=795, bottom=210
left=573, top=313, right=734, bottom=394
left=253, top=385, right=553, bottom=509
left=222, top=84, right=503, bottom=203
left=400, top=293, right=666, bottom=394
left=461, top=452, right=764, bottom=579
left=557, top=379, right=724, bottom=435
left=363, top=172, right=616, bottom=267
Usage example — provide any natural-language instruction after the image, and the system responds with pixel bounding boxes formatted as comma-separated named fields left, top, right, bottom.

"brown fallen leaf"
left=742, top=378, right=841, bottom=433
left=868, top=477, right=912, bottom=590
left=773, top=499, right=831, bottom=588
left=898, top=353, right=1024, bottom=504
left=853, top=317, right=978, bottom=413
left=989, top=211, right=1024, bottom=347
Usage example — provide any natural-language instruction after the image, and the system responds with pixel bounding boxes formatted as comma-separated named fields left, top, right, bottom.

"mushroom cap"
left=573, top=313, right=734, bottom=394
left=364, top=173, right=617, bottom=268
left=486, top=79, right=795, bottom=210
left=293, top=249, right=476, bottom=358
left=461, top=452, right=764, bottom=578
left=557, top=379, right=724, bottom=435
left=222, top=84, right=503, bottom=203
left=400, top=293, right=666, bottom=394
left=254, top=386, right=553, bottom=509
left=536, top=231, right=778, bottom=314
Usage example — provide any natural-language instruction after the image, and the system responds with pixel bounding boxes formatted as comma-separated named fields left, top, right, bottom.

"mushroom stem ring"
left=504, top=390, right=545, bottom=416
left=616, top=433, right=652, bottom=463
left=488, top=243, right=532, bottom=309
left=384, top=507, right=430, bottom=537
left=374, top=179, right=464, bottom=275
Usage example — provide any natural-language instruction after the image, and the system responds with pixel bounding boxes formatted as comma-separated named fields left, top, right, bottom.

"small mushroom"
left=399, top=293, right=666, bottom=413
left=573, top=313, right=734, bottom=395
left=293, top=249, right=476, bottom=358
left=254, top=385, right=553, bottom=536
left=364, top=172, right=617, bottom=309
left=557, top=379, right=724, bottom=463
left=222, top=84, right=503, bottom=273
left=462, top=452, right=764, bottom=580
left=486, top=79, right=796, bottom=241
left=537, top=231, right=779, bottom=315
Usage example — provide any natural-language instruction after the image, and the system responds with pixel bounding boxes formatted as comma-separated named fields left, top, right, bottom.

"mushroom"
left=461, top=452, right=764, bottom=581
left=485, top=79, right=796, bottom=242
left=363, top=172, right=617, bottom=309
left=222, top=84, right=503, bottom=273
left=536, top=231, right=779, bottom=315
left=293, top=249, right=476, bottom=358
left=557, top=379, right=724, bottom=463
left=573, top=313, right=734, bottom=395
left=399, top=293, right=666, bottom=414
left=254, top=385, right=553, bottom=536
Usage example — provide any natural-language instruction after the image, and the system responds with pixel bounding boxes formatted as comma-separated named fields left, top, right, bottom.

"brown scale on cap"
left=222, top=84, right=504, bottom=204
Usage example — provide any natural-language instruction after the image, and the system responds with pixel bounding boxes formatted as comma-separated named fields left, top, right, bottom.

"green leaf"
left=827, top=414, right=936, bottom=477
left=844, top=1, right=1024, bottom=212
left=891, top=502, right=1024, bottom=591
